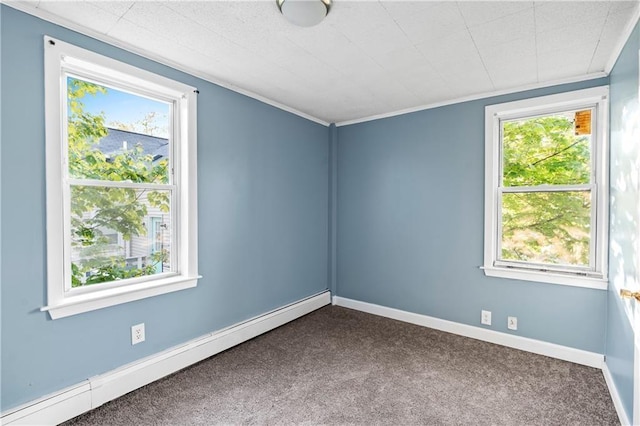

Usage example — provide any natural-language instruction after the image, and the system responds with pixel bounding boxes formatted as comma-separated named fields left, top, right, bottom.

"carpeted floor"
left=64, top=306, right=619, bottom=425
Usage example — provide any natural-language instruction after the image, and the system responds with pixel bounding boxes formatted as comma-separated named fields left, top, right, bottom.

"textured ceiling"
left=10, top=1, right=640, bottom=124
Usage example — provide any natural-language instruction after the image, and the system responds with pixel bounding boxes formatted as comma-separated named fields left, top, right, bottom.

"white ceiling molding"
left=335, top=71, right=608, bottom=127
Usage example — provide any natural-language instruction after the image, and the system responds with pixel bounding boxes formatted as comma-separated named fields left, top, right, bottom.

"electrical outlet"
left=508, top=316, right=518, bottom=330
left=131, top=323, right=145, bottom=345
left=481, top=310, right=492, bottom=326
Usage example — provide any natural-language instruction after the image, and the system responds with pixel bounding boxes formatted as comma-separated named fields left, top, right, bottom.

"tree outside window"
left=67, top=77, right=173, bottom=287
left=500, top=112, right=593, bottom=268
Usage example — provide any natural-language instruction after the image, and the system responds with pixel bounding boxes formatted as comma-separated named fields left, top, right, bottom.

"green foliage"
left=501, top=115, right=592, bottom=266
left=67, top=77, right=169, bottom=287
left=503, top=116, right=590, bottom=186
left=77, top=251, right=168, bottom=286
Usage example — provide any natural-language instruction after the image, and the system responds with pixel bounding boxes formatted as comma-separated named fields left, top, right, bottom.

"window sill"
left=42, top=275, right=201, bottom=319
left=481, top=266, right=607, bottom=290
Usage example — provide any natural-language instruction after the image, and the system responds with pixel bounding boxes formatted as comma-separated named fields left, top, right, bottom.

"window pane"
left=67, top=76, right=170, bottom=184
left=502, top=111, right=591, bottom=187
left=500, top=191, right=591, bottom=267
left=70, top=185, right=172, bottom=287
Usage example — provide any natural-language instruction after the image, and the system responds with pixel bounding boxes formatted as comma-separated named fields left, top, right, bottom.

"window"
left=483, top=86, right=609, bottom=289
left=43, top=36, right=199, bottom=319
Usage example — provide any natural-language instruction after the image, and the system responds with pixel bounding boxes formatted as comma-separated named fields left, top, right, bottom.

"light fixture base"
left=277, top=0, right=332, bottom=27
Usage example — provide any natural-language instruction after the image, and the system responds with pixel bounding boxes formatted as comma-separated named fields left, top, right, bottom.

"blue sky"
left=69, top=76, right=170, bottom=138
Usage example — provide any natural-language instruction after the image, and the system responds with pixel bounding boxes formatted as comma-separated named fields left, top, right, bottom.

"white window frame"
left=43, top=36, right=200, bottom=319
left=483, top=86, right=609, bottom=290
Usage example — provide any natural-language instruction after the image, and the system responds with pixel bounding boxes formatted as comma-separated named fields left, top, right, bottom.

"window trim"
left=483, top=86, right=609, bottom=290
left=43, top=36, right=200, bottom=319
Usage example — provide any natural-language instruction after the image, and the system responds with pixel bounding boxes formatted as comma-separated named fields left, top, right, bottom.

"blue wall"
left=606, top=20, right=639, bottom=422
left=336, top=79, right=610, bottom=352
left=0, top=6, right=329, bottom=411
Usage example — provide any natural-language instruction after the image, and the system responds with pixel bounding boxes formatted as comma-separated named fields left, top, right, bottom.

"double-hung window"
left=43, top=36, right=199, bottom=319
left=483, top=86, right=609, bottom=289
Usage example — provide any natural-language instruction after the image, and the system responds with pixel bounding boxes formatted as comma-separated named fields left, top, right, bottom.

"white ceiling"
left=10, top=0, right=640, bottom=124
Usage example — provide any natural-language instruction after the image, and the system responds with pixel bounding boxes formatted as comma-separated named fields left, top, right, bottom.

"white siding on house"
left=71, top=189, right=172, bottom=279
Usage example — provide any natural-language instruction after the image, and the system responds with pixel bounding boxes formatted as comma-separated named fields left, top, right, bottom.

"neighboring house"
left=71, top=128, right=171, bottom=276
left=96, top=127, right=168, bottom=162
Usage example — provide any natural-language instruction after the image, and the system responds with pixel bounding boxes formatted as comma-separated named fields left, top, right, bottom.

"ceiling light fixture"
left=277, top=0, right=332, bottom=27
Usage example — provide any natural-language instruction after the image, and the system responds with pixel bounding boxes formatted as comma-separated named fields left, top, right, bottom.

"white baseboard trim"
left=602, top=362, right=632, bottom=426
left=332, top=296, right=604, bottom=369
left=1, top=291, right=331, bottom=425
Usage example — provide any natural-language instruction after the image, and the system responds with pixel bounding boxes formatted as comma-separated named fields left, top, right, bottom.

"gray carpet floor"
left=65, top=306, right=619, bottom=425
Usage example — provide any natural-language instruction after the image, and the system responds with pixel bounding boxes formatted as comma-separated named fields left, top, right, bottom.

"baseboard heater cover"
left=1, top=291, right=331, bottom=425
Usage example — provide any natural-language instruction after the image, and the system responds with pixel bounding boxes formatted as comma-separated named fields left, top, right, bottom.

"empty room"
left=1, top=0, right=639, bottom=424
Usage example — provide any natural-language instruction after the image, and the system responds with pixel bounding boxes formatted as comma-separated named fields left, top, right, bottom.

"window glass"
left=67, top=77, right=170, bottom=183
left=66, top=76, right=174, bottom=289
left=500, top=190, right=591, bottom=266
left=70, top=186, right=172, bottom=287
left=498, top=108, right=595, bottom=269
left=502, top=110, right=592, bottom=187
